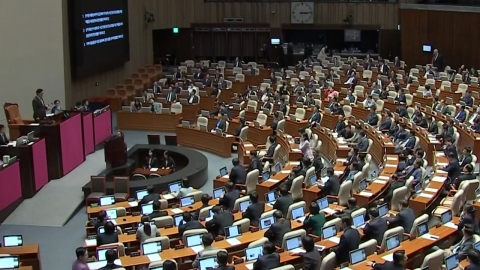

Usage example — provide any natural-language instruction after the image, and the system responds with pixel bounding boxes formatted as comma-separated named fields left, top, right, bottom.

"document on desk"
left=296, top=216, right=306, bottom=223
left=245, top=263, right=254, bottom=270
left=147, top=254, right=162, bottom=262
left=171, top=208, right=184, bottom=214
left=244, top=143, right=253, bottom=147
left=338, top=144, right=349, bottom=148
left=373, top=180, right=387, bottom=185
left=420, top=233, right=439, bottom=240
left=385, top=164, right=397, bottom=168
left=222, top=174, right=229, bottom=179
left=225, top=134, right=234, bottom=138
left=437, top=162, right=448, bottom=166
left=226, top=238, right=241, bottom=246
left=378, top=175, right=390, bottom=180
left=328, top=236, right=340, bottom=244
left=418, top=193, right=434, bottom=198
left=191, top=245, right=204, bottom=253
left=337, top=158, right=347, bottom=163
left=150, top=168, right=158, bottom=172
left=436, top=152, right=445, bottom=157
left=162, top=194, right=175, bottom=200
left=444, top=222, right=458, bottom=229
left=128, top=201, right=138, bottom=207
left=292, top=149, right=302, bottom=152
left=266, top=179, right=280, bottom=183
left=322, top=208, right=336, bottom=215
left=28, top=142, right=34, bottom=146
left=7, top=141, right=17, bottom=147
left=382, top=253, right=394, bottom=262
left=432, top=176, right=445, bottom=182
left=359, top=191, right=373, bottom=197
left=84, top=239, right=97, bottom=246
left=386, top=157, right=397, bottom=161
left=334, top=171, right=343, bottom=175
left=46, top=113, right=54, bottom=117
left=290, top=161, right=300, bottom=165
left=281, top=170, right=290, bottom=174
left=424, top=188, right=438, bottom=193
left=385, top=142, right=394, bottom=145
left=29, top=123, right=40, bottom=126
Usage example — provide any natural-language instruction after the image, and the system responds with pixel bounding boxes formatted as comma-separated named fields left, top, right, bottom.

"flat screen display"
left=271, top=38, right=280, bottom=45
left=344, top=29, right=361, bottom=42
left=423, top=45, right=432, bottom=52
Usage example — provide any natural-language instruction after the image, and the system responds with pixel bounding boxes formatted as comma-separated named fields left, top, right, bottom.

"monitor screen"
left=239, top=201, right=251, bottom=212
left=213, top=187, right=225, bottom=199
left=142, top=241, right=162, bottom=255
left=265, top=191, right=277, bottom=203
left=0, top=256, right=19, bottom=269
left=359, top=180, right=367, bottom=191
left=105, top=209, right=117, bottom=219
left=225, top=225, right=242, bottom=239
left=2, top=236, right=23, bottom=247
left=245, top=246, right=263, bottom=262
left=309, top=174, right=317, bottom=186
left=441, top=210, right=452, bottom=224
left=285, top=236, right=302, bottom=251
left=99, top=196, right=115, bottom=206
left=97, top=226, right=117, bottom=234
left=386, top=235, right=400, bottom=251
left=219, top=167, right=228, bottom=177
left=322, top=225, right=337, bottom=239
left=169, top=182, right=181, bottom=193
left=141, top=204, right=154, bottom=215
left=417, top=222, right=428, bottom=237
left=344, top=29, right=361, bottom=42
left=275, top=162, right=281, bottom=173
left=199, top=257, right=218, bottom=270
left=136, top=189, right=148, bottom=200
left=271, top=38, right=280, bottom=45
left=349, top=248, right=366, bottom=265
left=97, top=248, right=118, bottom=261
left=415, top=183, right=422, bottom=194
left=317, top=197, right=329, bottom=210
left=445, top=253, right=459, bottom=270
left=423, top=45, right=432, bottom=52
left=262, top=172, right=271, bottom=180
left=353, top=215, right=365, bottom=228
left=378, top=203, right=388, bottom=217
left=180, top=196, right=194, bottom=207
left=186, top=234, right=203, bottom=247
left=173, top=215, right=183, bottom=227
left=291, top=207, right=305, bottom=220
left=259, top=216, right=275, bottom=230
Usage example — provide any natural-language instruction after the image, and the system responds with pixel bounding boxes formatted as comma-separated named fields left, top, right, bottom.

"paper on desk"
left=266, top=179, right=280, bottom=183
left=385, top=164, right=397, bottom=168
left=163, top=194, right=175, bottom=200
left=378, top=175, right=390, bottom=180
left=150, top=168, right=158, bottom=172
left=191, top=245, right=204, bottom=253
left=222, top=174, right=229, bottom=179
left=205, top=217, right=213, bottom=222
left=373, top=180, right=387, bottom=185
left=418, top=193, right=434, bottom=198
left=110, top=219, right=117, bottom=225
left=226, top=238, right=241, bottom=246
left=425, top=188, right=438, bottom=193
left=225, top=134, right=234, bottom=138
left=359, top=191, right=373, bottom=197
left=322, top=208, right=336, bottom=215
left=85, top=239, right=97, bottom=246
left=171, top=208, right=184, bottom=214
left=437, top=162, right=448, bottom=166
left=281, top=170, right=290, bottom=173
left=337, top=158, right=347, bottom=163
left=436, top=152, right=445, bottom=157
left=292, top=149, right=302, bottom=152
left=87, top=260, right=122, bottom=270
left=296, top=216, right=306, bottom=223
left=328, top=236, right=340, bottom=244
left=244, top=144, right=253, bottom=147
left=334, top=171, right=343, bottom=175
left=290, top=248, right=305, bottom=253
left=387, top=157, right=397, bottom=161
left=7, top=141, right=17, bottom=147
left=420, top=233, right=438, bottom=240
left=382, top=253, right=394, bottom=262
left=338, top=145, right=349, bottom=148
left=385, top=142, right=394, bottom=145
left=147, top=254, right=162, bottom=262
left=128, top=201, right=138, bottom=207
left=444, top=222, right=458, bottom=229
left=432, top=176, right=446, bottom=182
left=290, top=161, right=300, bottom=165
left=29, top=123, right=40, bottom=126
left=245, top=263, right=254, bottom=270
left=46, top=113, right=54, bottom=117
left=315, top=245, right=326, bottom=251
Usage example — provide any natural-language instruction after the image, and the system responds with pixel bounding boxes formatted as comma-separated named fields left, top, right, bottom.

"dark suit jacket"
left=213, top=119, right=227, bottom=132
left=146, top=157, right=158, bottom=168
left=334, top=227, right=361, bottom=264
left=166, top=92, right=177, bottom=102
left=279, top=104, right=288, bottom=115
left=0, top=133, right=9, bottom=146
left=32, top=96, right=47, bottom=120
left=271, top=119, right=279, bottom=130
left=454, top=173, right=476, bottom=189
left=428, top=121, right=438, bottom=134
left=389, top=208, right=415, bottom=233
left=98, top=263, right=123, bottom=270
left=264, top=143, right=277, bottom=158
left=219, top=190, right=240, bottom=211
left=373, top=261, right=406, bottom=270
left=139, top=193, right=159, bottom=205
left=455, top=110, right=467, bottom=122
left=458, top=213, right=479, bottom=233
left=379, top=118, right=392, bottom=131
left=272, top=194, right=293, bottom=217
left=264, top=219, right=292, bottom=246
left=230, top=165, right=247, bottom=184
left=444, top=145, right=457, bottom=159
left=363, top=217, right=388, bottom=243
left=334, top=121, right=346, bottom=133
left=322, top=176, right=340, bottom=196
left=253, top=253, right=280, bottom=270
left=358, top=137, right=369, bottom=152
left=188, top=95, right=199, bottom=104
left=384, top=181, right=405, bottom=203
left=433, top=54, right=445, bottom=71
left=367, top=113, right=379, bottom=126
left=298, top=250, right=323, bottom=270
left=206, top=211, right=234, bottom=236
left=443, top=158, right=461, bottom=180
left=248, top=157, right=262, bottom=174
left=404, top=137, right=416, bottom=149
left=96, top=233, right=119, bottom=246
left=161, top=157, right=175, bottom=169
left=460, top=154, right=473, bottom=168
left=242, top=202, right=265, bottom=226
left=466, top=264, right=480, bottom=270
left=309, top=112, right=321, bottom=124
left=148, top=210, right=168, bottom=220
left=234, top=124, right=245, bottom=137
left=178, top=220, right=205, bottom=236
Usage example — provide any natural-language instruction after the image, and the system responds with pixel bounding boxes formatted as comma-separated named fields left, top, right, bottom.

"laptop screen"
left=225, top=225, right=242, bottom=239
left=239, top=201, right=251, bottom=212
left=386, top=234, right=400, bottom=251
left=141, top=204, right=154, bottom=215
left=265, top=191, right=277, bottom=203
left=150, top=267, right=163, bottom=270
left=136, top=189, right=148, bottom=200
left=97, top=226, right=117, bottom=234
left=316, top=197, right=329, bottom=210
left=441, top=210, right=452, bottom=224
left=199, top=257, right=218, bottom=270
left=99, top=196, right=115, bottom=206
left=97, top=248, right=118, bottom=261
left=474, top=241, right=480, bottom=251
left=417, top=222, right=429, bottom=237
left=359, top=180, right=367, bottom=191
left=259, top=216, right=275, bottom=230
left=142, top=241, right=162, bottom=255
left=445, top=253, right=459, bottom=270
left=219, top=167, right=228, bottom=177
left=378, top=203, right=388, bottom=217
left=322, top=225, right=337, bottom=239
left=310, top=174, right=317, bottom=186
left=353, top=215, right=365, bottom=228
left=169, top=182, right=181, bottom=193
left=262, top=171, right=271, bottom=180
left=275, top=162, right=281, bottom=173
left=2, top=236, right=23, bottom=247
left=0, top=256, right=19, bottom=269
left=349, top=248, right=366, bottom=265
left=173, top=215, right=183, bottom=227
left=291, top=207, right=305, bottom=220
left=213, top=187, right=225, bottom=199
left=245, top=246, right=263, bottom=262
left=285, top=236, right=302, bottom=251
left=180, top=196, right=194, bottom=207
left=415, top=183, right=422, bottom=194
left=186, top=234, right=203, bottom=247
left=105, top=209, right=118, bottom=219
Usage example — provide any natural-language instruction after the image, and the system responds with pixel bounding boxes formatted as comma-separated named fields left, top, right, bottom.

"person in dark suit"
left=210, top=103, right=232, bottom=120
left=166, top=91, right=177, bottom=103
left=457, top=203, right=480, bottom=239
left=455, top=105, right=467, bottom=123
left=147, top=200, right=167, bottom=219
left=321, top=168, right=340, bottom=200
left=367, top=250, right=407, bottom=270
left=211, top=85, right=220, bottom=97
left=139, top=185, right=159, bottom=205
left=262, top=136, right=277, bottom=160
left=461, top=90, right=474, bottom=107
left=193, top=194, right=211, bottom=220
left=187, top=90, right=199, bottom=104
left=212, top=113, right=228, bottom=132
left=356, top=131, right=369, bottom=152
left=452, top=164, right=476, bottom=190
left=333, top=215, right=361, bottom=264
left=206, top=206, right=234, bottom=237
left=160, top=151, right=175, bottom=171
left=98, top=249, right=123, bottom=270
left=363, top=207, right=388, bottom=244
left=233, top=57, right=242, bottom=68
left=270, top=112, right=282, bottom=130
left=367, top=107, right=379, bottom=126
left=290, top=236, right=322, bottom=270
left=178, top=212, right=205, bottom=237
left=233, top=118, right=246, bottom=137
left=253, top=241, right=280, bottom=270
left=312, top=149, right=324, bottom=173
left=203, top=74, right=212, bottom=87
left=278, top=98, right=288, bottom=115
left=387, top=200, right=415, bottom=233
left=427, top=116, right=438, bottom=134
left=465, top=249, right=480, bottom=270
left=32, top=88, right=48, bottom=121
left=334, top=115, right=346, bottom=133
left=145, top=149, right=158, bottom=169
left=272, top=184, right=293, bottom=217
left=242, top=191, right=265, bottom=227
left=396, top=104, right=408, bottom=118
left=308, top=105, right=322, bottom=127
left=460, top=147, right=473, bottom=168
left=219, top=182, right=240, bottom=211
left=229, top=158, right=247, bottom=185
left=337, top=197, right=360, bottom=218
left=379, top=111, right=393, bottom=131
left=382, top=174, right=405, bottom=203
left=96, top=221, right=119, bottom=246
left=403, top=131, right=417, bottom=150
left=264, top=211, right=291, bottom=247
left=303, top=202, right=326, bottom=237
left=432, top=49, right=445, bottom=71
left=339, top=125, right=354, bottom=140
left=0, top=125, right=9, bottom=146
left=214, top=250, right=235, bottom=270
left=443, top=151, right=461, bottom=182
left=247, top=150, right=262, bottom=174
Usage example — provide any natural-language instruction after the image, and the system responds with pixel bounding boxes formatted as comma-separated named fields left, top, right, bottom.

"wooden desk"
left=303, top=161, right=346, bottom=207
left=162, top=103, right=199, bottom=121
left=176, top=126, right=236, bottom=158
left=0, top=244, right=41, bottom=270
left=132, top=168, right=171, bottom=176
left=117, top=111, right=182, bottom=132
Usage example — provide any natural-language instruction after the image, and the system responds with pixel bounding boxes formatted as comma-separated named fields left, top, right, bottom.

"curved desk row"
left=117, top=111, right=182, bottom=132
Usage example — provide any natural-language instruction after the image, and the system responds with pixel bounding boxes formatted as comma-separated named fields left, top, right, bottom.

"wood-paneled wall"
left=400, top=7, right=480, bottom=69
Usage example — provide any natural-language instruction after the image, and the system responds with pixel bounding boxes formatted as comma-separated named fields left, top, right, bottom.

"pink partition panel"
left=94, top=109, right=112, bottom=146
left=0, top=162, right=22, bottom=211
left=60, top=113, right=84, bottom=175
left=31, top=138, right=49, bottom=191
left=82, top=113, right=94, bottom=155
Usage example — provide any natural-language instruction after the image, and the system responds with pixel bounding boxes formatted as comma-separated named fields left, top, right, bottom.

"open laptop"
left=264, top=190, right=277, bottom=204
left=99, top=195, right=115, bottom=206
left=262, top=171, right=271, bottom=181
left=441, top=210, right=453, bottom=224
left=186, top=234, right=203, bottom=247
left=173, top=215, right=183, bottom=227
left=291, top=206, right=305, bottom=220
left=349, top=248, right=366, bottom=265
left=169, top=182, right=181, bottom=194
left=0, top=256, right=19, bottom=269
left=385, top=234, right=400, bottom=251
left=322, top=225, right=337, bottom=240
left=213, top=187, right=225, bottom=199
left=105, top=209, right=118, bottom=220
left=316, top=197, right=329, bottom=211
left=219, top=167, right=228, bottom=177
left=142, top=241, right=162, bottom=255
left=274, top=162, right=282, bottom=174
left=180, top=196, right=195, bottom=207
left=359, top=179, right=367, bottom=192
left=225, top=225, right=242, bottom=239
left=97, top=226, right=117, bottom=234
left=309, top=174, right=318, bottom=186
left=353, top=214, right=365, bottom=228
left=141, top=204, right=154, bottom=215
left=97, top=247, right=118, bottom=261
left=199, top=257, right=218, bottom=270
left=378, top=203, right=389, bottom=217
left=136, top=189, right=148, bottom=201
left=417, top=221, right=429, bottom=237
left=414, top=183, right=422, bottom=195
left=245, top=246, right=263, bottom=262
left=239, top=200, right=251, bottom=212
left=259, top=216, right=275, bottom=230
left=2, top=236, right=23, bottom=247
left=285, top=236, right=302, bottom=251
left=444, top=253, right=459, bottom=270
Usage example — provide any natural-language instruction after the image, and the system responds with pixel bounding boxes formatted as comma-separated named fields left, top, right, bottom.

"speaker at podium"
left=104, top=131, right=127, bottom=169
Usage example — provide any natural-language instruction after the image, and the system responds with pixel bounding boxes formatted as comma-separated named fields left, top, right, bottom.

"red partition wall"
left=94, top=108, right=112, bottom=146
left=60, top=113, right=85, bottom=175
left=31, top=139, right=49, bottom=192
left=82, top=112, right=95, bottom=156
left=0, top=161, right=22, bottom=213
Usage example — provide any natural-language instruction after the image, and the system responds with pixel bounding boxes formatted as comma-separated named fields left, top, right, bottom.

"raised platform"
left=81, top=144, right=209, bottom=197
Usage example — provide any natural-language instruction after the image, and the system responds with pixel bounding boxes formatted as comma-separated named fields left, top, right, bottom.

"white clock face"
left=291, top=2, right=314, bottom=24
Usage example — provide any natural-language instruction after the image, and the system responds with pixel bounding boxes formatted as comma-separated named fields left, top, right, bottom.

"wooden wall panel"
left=401, top=8, right=480, bottom=69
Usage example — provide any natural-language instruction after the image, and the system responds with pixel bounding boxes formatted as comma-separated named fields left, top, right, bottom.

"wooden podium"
left=104, top=133, right=127, bottom=169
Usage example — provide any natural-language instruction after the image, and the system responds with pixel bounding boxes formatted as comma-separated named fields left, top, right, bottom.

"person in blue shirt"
left=399, top=159, right=422, bottom=185
left=393, top=124, right=408, bottom=144
left=344, top=162, right=359, bottom=182
left=461, top=90, right=474, bottom=107
left=455, top=105, right=467, bottom=123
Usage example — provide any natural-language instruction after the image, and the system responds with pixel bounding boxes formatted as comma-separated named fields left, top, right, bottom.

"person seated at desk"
left=270, top=112, right=281, bottom=130
left=346, top=89, right=356, bottom=104
left=452, top=164, right=476, bottom=191
left=206, top=206, right=234, bottom=237
left=367, top=250, right=407, bottom=270
left=247, top=150, right=262, bottom=174
left=166, top=90, right=178, bottom=103
left=362, top=207, right=388, bottom=244
left=148, top=200, right=167, bottom=219
left=132, top=99, right=142, bottom=112
left=72, top=247, right=89, bottom=270
left=148, top=98, right=160, bottom=113
left=458, top=203, right=480, bottom=237
left=252, top=242, right=280, bottom=270
left=427, top=116, right=438, bottom=134
left=161, top=151, right=175, bottom=171
left=455, top=105, right=468, bottom=123
left=412, top=110, right=428, bottom=128
left=395, top=130, right=416, bottom=153
left=465, top=249, right=480, bottom=270
left=399, top=159, right=422, bottom=185
left=333, top=215, right=361, bottom=264
left=355, top=131, right=369, bottom=152
left=51, top=99, right=62, bottom=114
left=212, top=113, right=228, bottom=132
left=264, top=210, right=291, bottom=247
left=179, top=212, right=205, bottom=237
left=422, top=85, right=433, bottom=97
left=366, top=107, right=379, bottom=126
left=443, top=151, right=461, bottom=183
left=229, top=158, right=246, bottom=185
left=233, top=118, right=246, bottom=137
left=443, top=136, right=457, bottom=159
left=136, top=215, right=160, bottom=244
left=378, top=111, right=393, bottom=131
left=363, top=95, right=376, bottom=109
left=173, top=68, right=183, bottom=79
left=393, top=124, right=408, bottom=145
left=431, top=223, right=476, bottom=261
left=387, top=200, right=415, bottom=232
left=395, top=154, right=408, bottom=174
left=261, top=96, right=273, bottom=109
left=333, top=115, right=346, bottom=133
left=462, top=90, right=474, bottom=107
left=346, top=125, right=361, bottom=144
left=192, top=233, right=220, bottom=268
left=162, top=260, right=177, bottom=270
left=242, top=191, right=265, bottom=227
left=145, top=149, right=158, bottom=169
left=382, top=174, right=405, bottom=204
left=193, top=194, right=211, bottom=220
left=329, top=98, right=344, bottom=115
left=312, top=148, right=324, bottom=173
left=339, top=124, right=354, bottom=140
left=187, top=90, right=199, bottom=104
left=219, top=181, right=240, bottom=211
left=210, top=103, right=232, bottom=120
left=320, top=168, right=340, bottom=201
left=96, top=221, right=119, bottom=246
left=174, top=178, right=194, bottom=199
left=202, top=74, right=212, bottom=87
left=261, top=136, right=277, bottom=161
left=304, top=202, right=326, bottom=236
left=0, top=124, right=10, bottom=146
left=273, top=184, right=293, bottom=216
left=336, top=197, right=360, bottom=218
left=395, top=89, right=406, bottom=105
left=396, top=103, right=408, bottom=118
left=343, top=162, right=359, bottom=182
left=305, top=95, right=316, bottom=107
left=152, top=81, right=162, bottom=94
left=139, top=185, right=159, bottom=205
left=370, top=82, right=381, bottom=96
left=308, top=105, right=322, bottom=127
left=94, top=210, right=108, bottom=231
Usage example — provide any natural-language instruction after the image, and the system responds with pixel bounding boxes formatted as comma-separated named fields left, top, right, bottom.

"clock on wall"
left=291, top=2, right=314, bottom=24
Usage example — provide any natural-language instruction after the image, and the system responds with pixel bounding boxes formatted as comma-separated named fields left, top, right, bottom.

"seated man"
left=206, top=206, right=234, bottom=237
left=432, top=223, right=476, bottom=261
left=242, top=191, right=265, bottom=227
left=264, top=211, right=291, bottom=247
left=452, top=164, right=476, bottom=190
left=219, top=181, right=240, bottom=211
left=178, top=212, right=205, bottom=236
